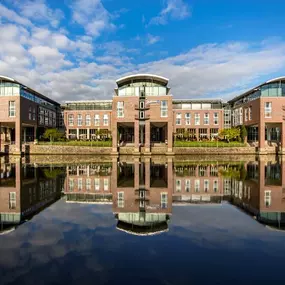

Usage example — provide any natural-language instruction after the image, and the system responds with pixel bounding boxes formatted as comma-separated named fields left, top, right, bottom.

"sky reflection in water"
left=1, top=156, right=285, bottom=285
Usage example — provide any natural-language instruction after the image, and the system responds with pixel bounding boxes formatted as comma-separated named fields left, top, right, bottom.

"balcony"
left=135, top=114, right=150, bottom=120
left=135, top=104, right=150, bottom=110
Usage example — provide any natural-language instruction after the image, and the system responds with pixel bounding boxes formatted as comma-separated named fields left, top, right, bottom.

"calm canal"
left=1, top=156, right=285, bottom=285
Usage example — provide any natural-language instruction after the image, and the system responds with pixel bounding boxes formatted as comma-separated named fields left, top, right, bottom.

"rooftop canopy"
left=116, top=73, right=169, bottom=88
left=228, top=76, right=285, bottom=104
left=0, top=75, right=60, bottom=106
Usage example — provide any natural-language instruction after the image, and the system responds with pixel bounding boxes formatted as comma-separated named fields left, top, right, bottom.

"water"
left=1, top=156, right=285, bottom=285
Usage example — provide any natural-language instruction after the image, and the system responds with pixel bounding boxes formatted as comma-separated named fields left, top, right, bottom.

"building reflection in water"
left=0, top=158, right=65, bottom=234
left=1, top=156, right=285, bottom=235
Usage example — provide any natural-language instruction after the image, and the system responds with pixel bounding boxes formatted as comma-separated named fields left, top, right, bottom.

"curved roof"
left=0, top=75, right=15, bottom=82
left=229, top=75, right=285, bottom=104
left=116, top=73, right=169, bottom=87
left=0, top=75, right=60, bottom=106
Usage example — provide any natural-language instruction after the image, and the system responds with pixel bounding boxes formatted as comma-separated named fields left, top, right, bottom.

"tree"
left=219, top=127, right=241, bottom=142
left=43, top=128, right=64, bottom=142
left=240, top=125, right=247, bottom=143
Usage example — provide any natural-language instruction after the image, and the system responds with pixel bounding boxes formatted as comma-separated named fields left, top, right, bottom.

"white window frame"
left=213, top=180, right=218, bottom=192
left=117, top=101, right=124, bottom=118
left=9, top=192, right=16, bottom=209
left=264, top=190, right=271, bottom=207
left=195, top=179, right=200, bottom=192
left=185, top=113, right=191, bottom=125
left=103, top=114, right=109, bottom=126
left=9, top=101, right=16, bottom=117
left=139, top=111, right=145, bottom=119
left=204, top=113, right=209, bottom=125
left=160, top=100, right=168, bottom=117
left=214, top=113, right=218, bottom=125
left=161, top=193, right=168, bottom=209
left=78, top=178, right=83, bottom=191
left=95, top=178, right=100, bottom=190
left=249, top=106, right=252, bottom=120
left=195, top=113, right=200, bottom=125
left=204, top=180, right=209, bottom=192
left=94, top=114, right=100, bottom=126
left=265, top=102, right=272, bottom=118
left=176, top=113, right=182, bottom=125
left=118, top=192, right=124, bottom=208
left=185, top=179, right=191, bottom=192
left=176, top=179, right=181, bottom=192
left=86, top=178, right=91, bottom=191
left=77, top=114, right=83, bottom=126
left=85, top=114, right=91, bottom=126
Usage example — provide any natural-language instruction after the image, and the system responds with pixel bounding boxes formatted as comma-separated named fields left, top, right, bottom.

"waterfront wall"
left=0, top=144, right=278, bottom=155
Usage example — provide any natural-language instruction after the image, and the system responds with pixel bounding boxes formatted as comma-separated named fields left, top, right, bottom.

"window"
left=185, top=113, right=191, bottom=125
left=118, top=192, right=124, bottom=208
left=139, top=111, right=145, bottom=119
left=86, top=115, right=91, bottom=126
left=68, top=115, right=74, bottom=126
left=86, top=178, right=91, bottom=191
left=103, top=114, right=109, bottom=126
left=265, top=102, right=272, bottom=118
left=29, top=106, right=32, bottom=120
left=94, top=114, right=100, bottom=126
left=239, top=108, right=243, bottom=124
left=214, top=113, right=218, bottom=125
left=176, top=179, right=181, bottom=192
left=204, top=180, right=209, bottom=192
left=249, top=106, right=252, bottom=120
left=264, top=190, right=271, bottom=207
left=195, top=180, right=200, bottom=192
left=161, top=193, right=168, bottom=209
left=245, top=108, right=248, bottom=121
left=104, top=178, right=109, bottom=191
left=213, top=180, right=218, bottom=192
left=161, top=100, right=168, bottom=117
left=77, top=114, right=83, bottom=126
left=9, top=192, right=16, bottom=209
left=204, top=113, right=209, bottom=125
left=140, top=101, right=145, bottom=109
left=117, top=101, right=124, bottom=118
left=185, top=179, right=191, bottom=192
left=78, top=178, right=83, bottom=191
left=9, top=101, right=15, bottom=117
left=95, top=178, right=100, bottom=190
left=69, top=178, right=74, bottom=191
left=195, top=113, right=200, bottom=125
left=33, top=107, right=36, bottom=121
left=176, top=113, right=181, bottom=125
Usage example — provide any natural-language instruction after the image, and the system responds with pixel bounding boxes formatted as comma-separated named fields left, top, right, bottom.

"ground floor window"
left=79, top=129, right=87, bottom=140
left=69, top=129, right=77, bottom=139
left=210, top=128, right=219, bottom=138
left=199, top=128, right=208, bottom=139
left=247, top=126, right=259, bottom=141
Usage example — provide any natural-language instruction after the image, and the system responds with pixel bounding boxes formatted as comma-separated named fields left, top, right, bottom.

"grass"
left=38, top=140, right=112, bottom=147
left=174, top=141, right=246, bottom=147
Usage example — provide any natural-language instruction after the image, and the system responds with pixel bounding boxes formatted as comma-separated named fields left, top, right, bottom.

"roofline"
left=0, top=75, right=60, bottom=106
left=116, top=73, right=169, bottom=86
left=63, top=100, right=113, bottom=104
left=173, top=98, right=225, bottom=103
left=228, top=76, right=285, bottom=104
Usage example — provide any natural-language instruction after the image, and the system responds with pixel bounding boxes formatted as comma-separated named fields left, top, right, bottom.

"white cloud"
left=147, top=34, right=162, bottom=45
left=19, top=0, right=64, bottom=28
left=71, top=0, right=115, bottom=37
left=0, top=3, right=32, bottom=26
left=149, top=0, right=191, bottom=26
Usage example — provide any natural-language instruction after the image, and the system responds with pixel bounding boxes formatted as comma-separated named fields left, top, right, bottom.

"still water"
left=1, top=156, right=285, bottom=285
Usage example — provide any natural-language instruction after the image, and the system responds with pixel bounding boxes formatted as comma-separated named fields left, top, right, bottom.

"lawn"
left=38, top=140, right=112, bottom=147
left=174, top=141, right=246, bottom=147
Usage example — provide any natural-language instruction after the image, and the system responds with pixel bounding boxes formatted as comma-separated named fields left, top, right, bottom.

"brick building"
left=2, top=74, right=285, bottom=154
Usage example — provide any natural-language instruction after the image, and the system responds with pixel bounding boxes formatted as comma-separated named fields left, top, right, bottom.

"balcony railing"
left=135, top=104, right=150, bottom=110
left=135, top=114, right=150, bottom=120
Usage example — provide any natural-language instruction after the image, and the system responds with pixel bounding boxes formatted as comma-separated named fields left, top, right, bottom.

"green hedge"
left=174, top=141, right=246, bottom=147
left=38, top=141, right=112, bottom=147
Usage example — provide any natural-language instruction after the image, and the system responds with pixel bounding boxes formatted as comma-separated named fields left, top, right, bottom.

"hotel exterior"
left=1, top=73, right=285, bottom=154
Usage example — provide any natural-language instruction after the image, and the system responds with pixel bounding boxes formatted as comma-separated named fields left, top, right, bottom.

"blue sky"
left=1, top=0, right=285, bottom=102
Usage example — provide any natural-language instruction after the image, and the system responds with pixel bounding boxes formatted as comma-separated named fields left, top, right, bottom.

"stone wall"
left=173, top=147, right=257, bottom=155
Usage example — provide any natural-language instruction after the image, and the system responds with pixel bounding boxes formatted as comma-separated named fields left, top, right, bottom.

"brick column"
left=196, top=128, right=199, bottom=141
left=145, top=157, right=150, bottom=189
left=112, top=122, right=118, bottom=153
left=15, top=119, right=22, bottom=155
left=145, top=121, right=150, bottom=153
left=134, top=158, right=140, bottom=189
left=76, top=128, right=79, bottom=140
left=87, top=128, right=90, bottom=140
left=258, top=122, right=265, bottom=153
left=134, top=120, right=140, bottom=153
left=167, top=121, right=173, bottom=153
left=281, top=122, right=285, bottom=154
